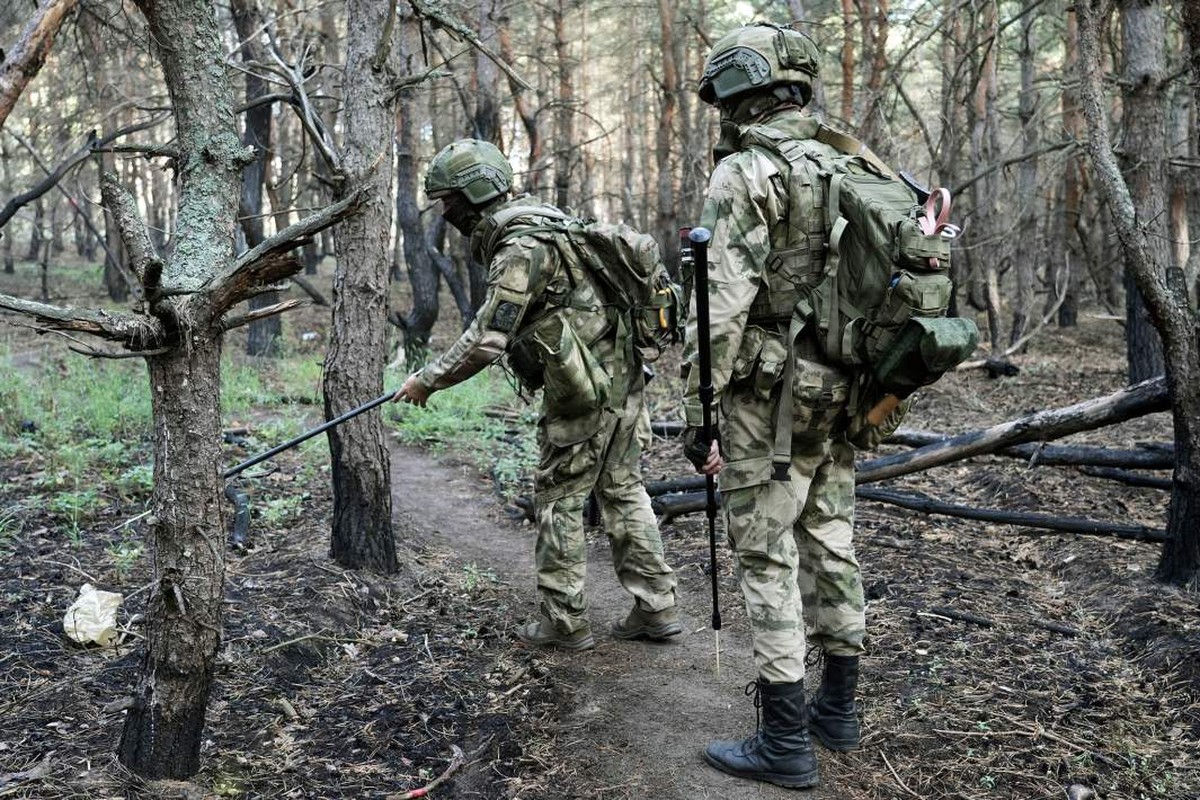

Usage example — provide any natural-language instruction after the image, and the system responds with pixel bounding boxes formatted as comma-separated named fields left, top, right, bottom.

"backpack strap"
left=482, top=203, right=571, bottom=262
left=815, top=124, right=896, bottom=179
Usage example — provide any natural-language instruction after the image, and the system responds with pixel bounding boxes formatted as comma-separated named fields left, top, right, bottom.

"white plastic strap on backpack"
left=825, top=173, right=848, bottom=362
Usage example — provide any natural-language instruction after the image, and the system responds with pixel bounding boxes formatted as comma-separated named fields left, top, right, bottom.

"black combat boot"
left=703, top=680, right=820, bottom=789
left=808, top=654, right=860, bottom=751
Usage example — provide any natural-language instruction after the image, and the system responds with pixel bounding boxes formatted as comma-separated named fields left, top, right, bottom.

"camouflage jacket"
left=415, top=196, right=616, bottom=402
left=682, top=108, right=850, bottom=428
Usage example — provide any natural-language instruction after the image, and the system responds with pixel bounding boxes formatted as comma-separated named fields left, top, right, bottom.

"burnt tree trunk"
left=1118, top=1, right=1168, bottom=382
left=855, top=377, right=1169, bottom=483
left=232, top=0, right=281, bottom=356
left=323, top=0, right=398, bottom=573
left=118, top=341, right=225, bottom=777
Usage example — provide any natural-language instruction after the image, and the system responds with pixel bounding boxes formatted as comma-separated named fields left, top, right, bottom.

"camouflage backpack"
left=742, top=123, right=978, bottom=402
left=481, top=204, right=684, bottom=365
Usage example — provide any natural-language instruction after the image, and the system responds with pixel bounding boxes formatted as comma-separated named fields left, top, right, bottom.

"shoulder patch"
left=491, top=300, right=521, bottom=332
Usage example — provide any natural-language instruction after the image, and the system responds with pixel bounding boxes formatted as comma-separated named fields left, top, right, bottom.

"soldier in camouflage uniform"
left=681, top=23, right=874, bottom=789
left=395, top=139, right=680, bottom=652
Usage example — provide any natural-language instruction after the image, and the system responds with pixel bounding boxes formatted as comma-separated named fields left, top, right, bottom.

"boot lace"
left=744, top=680, right=763, bottom=730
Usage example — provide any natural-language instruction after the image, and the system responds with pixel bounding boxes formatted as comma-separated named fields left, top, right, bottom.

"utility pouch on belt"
left=519, top=313, right=611, bottom=418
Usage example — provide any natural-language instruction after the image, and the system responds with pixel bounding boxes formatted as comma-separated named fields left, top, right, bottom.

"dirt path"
left=390, top=443, right=847, bottom=799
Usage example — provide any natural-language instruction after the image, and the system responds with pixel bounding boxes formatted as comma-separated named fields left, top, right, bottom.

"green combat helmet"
left=699, top=22, right=820, bottom=106
left=424, top=139, right=513, bottom=205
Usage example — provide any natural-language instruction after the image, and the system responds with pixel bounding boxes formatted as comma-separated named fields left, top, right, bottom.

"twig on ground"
left=389, top=744, right=466, bottom=799
left=880, top=750, right=922, bottom=798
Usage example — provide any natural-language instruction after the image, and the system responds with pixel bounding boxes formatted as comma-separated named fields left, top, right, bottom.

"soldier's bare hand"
left=699, top=439, right=724, bottom=475
left=683, top=426, right=724, bottom=475
left=394, top=374, right=430, bottom=407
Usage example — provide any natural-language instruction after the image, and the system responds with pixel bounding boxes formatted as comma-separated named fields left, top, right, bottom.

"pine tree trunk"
left=118, top=342, right=225, bottom=777
left=232, top=0, right=280, bottom=357
left=116, top=0, right=247, bottom=776
left=324, top=0, right=398, bottom=573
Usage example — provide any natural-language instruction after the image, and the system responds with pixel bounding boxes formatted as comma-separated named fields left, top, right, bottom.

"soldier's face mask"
left=439, top=192, right=483, bottom=237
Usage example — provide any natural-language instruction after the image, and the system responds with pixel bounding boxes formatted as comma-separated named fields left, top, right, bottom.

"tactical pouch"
left=530, top=313, right=612, bottom=418
left=790, top=357, right=850, bottom=436
left=863, top=269, right=955, bottom=362
left=872, top=316, right=979, bottom=396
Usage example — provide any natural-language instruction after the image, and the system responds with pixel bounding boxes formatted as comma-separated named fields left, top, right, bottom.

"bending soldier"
left=682, top=23, right=883, bottom=789
left=395, top=139, right=681, bottom=651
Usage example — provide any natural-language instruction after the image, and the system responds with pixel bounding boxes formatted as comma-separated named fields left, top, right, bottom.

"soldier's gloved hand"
left=682, top=425, right=722, bottom=474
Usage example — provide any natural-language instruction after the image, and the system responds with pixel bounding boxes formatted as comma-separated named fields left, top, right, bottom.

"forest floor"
left=2, top=267, right=1199, bottom=800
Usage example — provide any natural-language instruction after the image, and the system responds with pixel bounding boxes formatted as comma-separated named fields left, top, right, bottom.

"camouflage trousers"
left=533, top=385, right=677, bottom=634
left=718, top=382, right=866, bottom=684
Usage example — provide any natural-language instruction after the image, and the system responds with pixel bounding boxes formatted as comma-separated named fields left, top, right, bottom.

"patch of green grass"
left=0, top=352, right=151, bottom=446
left=222, top=347, right=323, bottom=416
left=387, top=367, right=537, bottom=499
left=258, top=493, right=306, bottom=526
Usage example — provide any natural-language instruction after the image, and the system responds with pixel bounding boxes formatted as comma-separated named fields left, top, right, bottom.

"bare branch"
left=410, top=0, right=533, bottom=91
left=0, top=294, right=166, bottom=350
left=0, top=114, right=168, bottom=232
left=0, top=0, right=80, bottom=129
left=219, top=298, right=307, bottom=331
left=208, top=187, right=366, bottom=312
left=99, top=172, right=163, bottom=287
left=263, top=45, right=340, bottom=171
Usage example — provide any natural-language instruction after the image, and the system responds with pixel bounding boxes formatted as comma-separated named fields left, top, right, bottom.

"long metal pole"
left=689, top=227, right=722, bottom=672
left=223, top=391, right=394, bottom=479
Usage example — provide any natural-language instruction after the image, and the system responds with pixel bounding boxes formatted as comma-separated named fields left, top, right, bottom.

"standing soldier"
left=682, top=23, right=887, bottom=789
left=395, top=139, right=681, bottom=651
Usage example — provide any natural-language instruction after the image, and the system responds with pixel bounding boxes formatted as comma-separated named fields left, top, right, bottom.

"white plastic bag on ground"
left=63, top=583, right=124, bottom=647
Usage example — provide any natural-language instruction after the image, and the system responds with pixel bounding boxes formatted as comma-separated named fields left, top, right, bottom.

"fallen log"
left=1079, top=467, right=1172, bottom=491
left=653, top=490, right=723, bottom=522
left=653, top=486, right=1165, bottom=541
left=856, top=376, right=1169, bottom=484
left=854, top=486, right=1165, bottom=542
left=883, top=428, right=1174, bottom=469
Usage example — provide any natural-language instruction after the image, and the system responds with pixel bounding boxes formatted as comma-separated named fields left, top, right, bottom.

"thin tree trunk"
left=654, top=0, right=679, bottom=277
left=232, top=0, right=281, bottom=356
left=323, top=0, right=398, bottom=574
left=1076, top=0, right=1200, bottom=586
left=1010, top=6, right=1039, bottom=346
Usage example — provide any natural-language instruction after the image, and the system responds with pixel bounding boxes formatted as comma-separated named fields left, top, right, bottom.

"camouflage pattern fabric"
left=415, top=196, right=677, bottom=635
left=719, top=387, right=865, bottom=683
left=682, top=107, right=866, bottom=683
left=535, top=382, right=677, bottom=634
